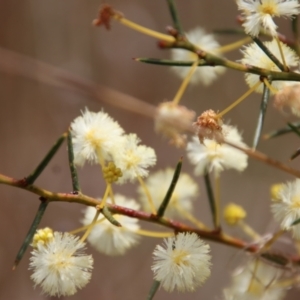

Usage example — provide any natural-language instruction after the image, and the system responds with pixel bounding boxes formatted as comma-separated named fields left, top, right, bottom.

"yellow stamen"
left=80, top=209, right=101, bottom=243
left=263, top=78, right=278, bottom=94
left=275, top=36, right=288, bottom=71
left=97, top=149, right=105, bottom=168
left=238, top=220, right=261, bottom=240
left=69, top=217, right=105, bottom=235
left=173, top=60, right=199, bottom=105
left=174, top=203, right=207, bottom=229
left=99, top=184, right=111, bottom=209
left=137, top=175, right=157, bottom=215
left=113, top=15, right=175, bottom=43
left=216, top=37, right=252, bottom=54
left=108, top=184, right=115, bottom=205
left=218, top=81, right=261, bottom=117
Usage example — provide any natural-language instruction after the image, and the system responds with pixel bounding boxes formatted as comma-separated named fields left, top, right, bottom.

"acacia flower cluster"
left=273, top=82, right=300, bottom=116
left=155, top=101, right=196, bottom=148
left=223, top=259, right=287, bottom=300
left=71, top=108, right=156, bottom=182
left=152, top=232, right=211, bottom=292
left=171, top=27, right=226, bottom=86
left=240, top=39, right=299, bottom=93
left=29, top=230, right=93, bottom=297
left=138, top=168, right=199, bottom=218
left=9, top=0, right=300, bottom=299
left=187, top=124, right=249, bottom=176
left=236, top=0, right=300, bottom=37
left=82, top=194, right=141, bottom=255
left=271, top=179, right=300, bottom=239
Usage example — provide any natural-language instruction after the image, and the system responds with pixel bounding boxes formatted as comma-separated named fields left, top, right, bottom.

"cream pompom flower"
left=273, top=81, right=300, bottom=116
left=137, top=168, right=199, bottom=218
left=155, top=101, right=195, bottom=148
left=237, top=0, right=300, bottom=37
left=187, top=125, right=249, bottom=176
left=70, top=108, right=125, bottom=166
left=240, top=39, right=299, bottom=93
left=82, top=194, right=141, bottom=255
left=271, top=179, right=300, bottom=239
left=152, top=232, right=211, bottom=292
left=113, top=133, right=156, bottom=184
left=29, top=232, right=93, bottom=297
left=223, top=259, right=287, bottom=300
left=171, top=27, right=225, bottom=86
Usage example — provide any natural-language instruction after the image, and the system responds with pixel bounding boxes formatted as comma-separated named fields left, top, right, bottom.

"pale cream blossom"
left=240, top=39, right=299, bottom=93
left=137, top=168, right=199, bottom=218
left=152, top=232, right=211, bottom=292
left=155, top=101, right=195, bottom=148
left=29, top=232, right=93, bottom=297
left=70, top=108, right=125, bottom=166
left=171, top=27, right=225, bottom=85
left=273, top=81, right=300, bottom=116
left=187, top=125, right=249, bottom=176
left=82, top=194, right=140, bottom=255
left=223, top=259, right=287, bottom=300
left=271, top=179, right=300, bottom=239
left=237, top=0, right=300, bottom=37
left=113, top=133, right=156, bottom=184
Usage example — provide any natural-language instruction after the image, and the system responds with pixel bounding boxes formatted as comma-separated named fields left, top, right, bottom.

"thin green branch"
left=203, top=170, right=217, bottom=229
left=102, top=206, right=121, bottom=227
left=252, top=82, right=270, bottom=149
left=157, top=158, right=182, bottom=217
left=290, top=148, right=300, bottom=161
left=287, top=122, right=300, bottom=138
left=147, top=280, right=160, bottom=300
left=135, top=57, right=210, bottom=66
left=160, top=40, right=300, bottom=81
left=67, top=130, right=80, bottom=193
left=13, top=199, right=49, bottom=269
left=214, top=28, right=246, bottom=35
left=287, top=123, right=300, bottom=160
left=263, top=122, right=300, bottom=139
left=166, top=0, right=184, bottom=35
left=25, top=132, right=67, bottom=185
left=251, top=36, right=285, bottom=71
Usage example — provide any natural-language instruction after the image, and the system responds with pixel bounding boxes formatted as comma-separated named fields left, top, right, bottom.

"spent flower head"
left=187, top=124, right=249, bottom=176
left=152, top=232, right=211, bottom=292
left=271, top=179, right=300, bottom=239
left=193, top=109, right=224, bottom=143
left=237, top=0, right=300, bottom=37
left=155, top=101, right=195, bottom=148
left=171, top=27, right=226, bottom=86
left=137, top=168, right=199, bottom=218
left=240, top=39, right=299, bottom=93
left=29, top=231, right=93, bottom=297
left=113, top=133, right=156, bottom=184
left=70, top=108, right=125, bottom=166
left=82, top=194, right=141, bottom=255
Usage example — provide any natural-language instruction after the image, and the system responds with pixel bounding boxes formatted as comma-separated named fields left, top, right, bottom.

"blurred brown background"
left=1, top=0, right=300, bottom=299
